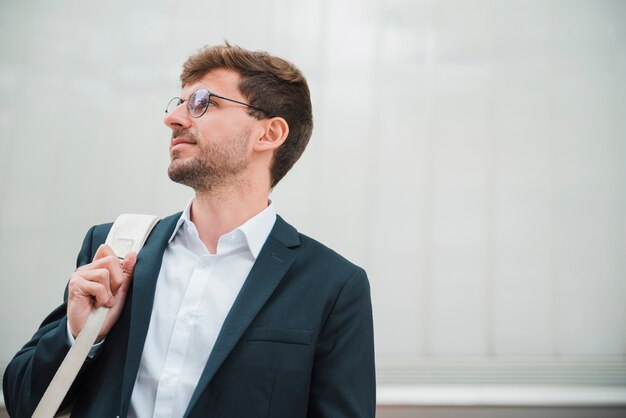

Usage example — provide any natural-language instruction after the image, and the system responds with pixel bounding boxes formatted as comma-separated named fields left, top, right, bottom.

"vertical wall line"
left=483, top=0, right=498, bottom=358
left=546, top=0, right=561, bottom=359
left=421, top=0, right=438, bottom=357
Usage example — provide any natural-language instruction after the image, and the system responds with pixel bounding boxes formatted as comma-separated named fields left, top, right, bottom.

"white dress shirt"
left=123, top=200, right=276, bottom=418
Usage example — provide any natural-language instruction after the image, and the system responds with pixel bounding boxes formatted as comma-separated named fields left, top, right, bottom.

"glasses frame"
left=165, top=88, right=273, bottom=119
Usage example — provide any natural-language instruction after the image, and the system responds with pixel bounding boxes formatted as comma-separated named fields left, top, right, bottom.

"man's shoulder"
left=85, top=212, right=183, bottom=250
left=272, top=216, right=364, bottom=277
left=90, top=212, right=182, bottom=234
left=300, top=232, right=358, bottom=267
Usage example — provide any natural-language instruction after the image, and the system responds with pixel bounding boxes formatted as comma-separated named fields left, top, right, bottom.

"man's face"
left=164, top=69, right=261, bottom=192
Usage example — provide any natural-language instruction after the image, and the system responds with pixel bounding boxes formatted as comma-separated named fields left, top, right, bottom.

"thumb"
left=122, top=251, right=138, bottom=279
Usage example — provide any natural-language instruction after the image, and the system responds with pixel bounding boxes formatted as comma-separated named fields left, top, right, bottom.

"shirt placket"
left=152, top=257, right=215, bottom=418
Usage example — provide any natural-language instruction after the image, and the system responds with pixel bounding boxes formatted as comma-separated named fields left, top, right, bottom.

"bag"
left=32, top=214, right=160, bottom=418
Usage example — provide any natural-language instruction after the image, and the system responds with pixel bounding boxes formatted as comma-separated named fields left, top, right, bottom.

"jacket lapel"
left=184, top=216, right=301, bottom=417
left=119, top=213, right=181, bottom=416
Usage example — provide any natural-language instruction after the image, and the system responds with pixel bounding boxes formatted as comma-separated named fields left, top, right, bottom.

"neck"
left=189, top=182, right=269, bottom=254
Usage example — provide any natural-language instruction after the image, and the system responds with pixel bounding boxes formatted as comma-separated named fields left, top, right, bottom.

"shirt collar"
left=168, top=198, right=276, bottom=259
left=168, top=198, right=194, bottom=243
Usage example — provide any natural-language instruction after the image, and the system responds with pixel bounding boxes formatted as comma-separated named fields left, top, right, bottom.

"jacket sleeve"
left=307, top=268, right=376, bottom=418
left=2, top=225, right=99, bottom=418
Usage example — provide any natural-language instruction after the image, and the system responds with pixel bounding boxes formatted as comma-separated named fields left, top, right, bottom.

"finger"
left=76, top=245, right=118, bottom=273
left=109, top=251, right=137, bottom=294
left=79, top=254, right=120, bottom=271
left=69, top=274, right=114, bottom=308
left=78, top=253, right=125, bottom=291
left=69, top=269, right=113, bottom=303
left=122, top=251, right=137, bottom=277
left=93, top=244, right=117, bottom=261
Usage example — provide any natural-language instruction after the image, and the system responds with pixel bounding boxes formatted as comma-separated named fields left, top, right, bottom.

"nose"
left=164, top=103, right=191, bottom=130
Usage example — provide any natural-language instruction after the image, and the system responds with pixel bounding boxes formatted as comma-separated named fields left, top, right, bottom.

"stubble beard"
left=167, top=129, right=250, bottom=193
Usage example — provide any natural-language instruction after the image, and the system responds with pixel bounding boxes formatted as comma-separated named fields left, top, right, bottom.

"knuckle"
left=94, top=281, right=107, bottom=294
left=68, top=274, right=81, bottom=289
left=76, top=262, right=92, bottom=272
left=92, top=268, right=109, bottom=281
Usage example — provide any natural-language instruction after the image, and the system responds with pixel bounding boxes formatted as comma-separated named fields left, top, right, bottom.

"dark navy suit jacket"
left=3, top=214, right=376, bottom=417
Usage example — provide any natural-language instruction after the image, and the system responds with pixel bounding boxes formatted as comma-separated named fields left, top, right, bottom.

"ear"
left=254, top=117, right=289, bottom=152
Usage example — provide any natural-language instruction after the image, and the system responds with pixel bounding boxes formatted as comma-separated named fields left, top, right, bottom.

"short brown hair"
left=180, top=43, right=313, bottom=188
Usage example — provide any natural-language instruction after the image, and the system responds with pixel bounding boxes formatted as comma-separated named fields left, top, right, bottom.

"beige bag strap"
left=32, top=214, right=160, bottom=418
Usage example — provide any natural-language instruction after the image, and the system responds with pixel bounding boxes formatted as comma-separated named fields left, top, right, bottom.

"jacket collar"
left=119, top=214, right=300, bottom=416
left=120, top=212, right=180, bottom=417
left=183, top=215, right=301, bottom=417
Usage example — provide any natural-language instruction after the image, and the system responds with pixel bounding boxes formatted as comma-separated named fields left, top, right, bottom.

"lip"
left=170, top=138, right=195, bottom=150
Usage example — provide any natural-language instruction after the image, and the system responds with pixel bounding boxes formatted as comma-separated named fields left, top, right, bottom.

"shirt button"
left=182, top=314, right=196, bottom=325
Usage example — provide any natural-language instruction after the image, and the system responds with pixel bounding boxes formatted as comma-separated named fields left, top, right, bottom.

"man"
left=3, top=44, right=375, bottom=417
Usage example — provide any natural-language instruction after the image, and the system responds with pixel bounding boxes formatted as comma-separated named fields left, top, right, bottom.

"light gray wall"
left=1, top=0, right=625, bottom=398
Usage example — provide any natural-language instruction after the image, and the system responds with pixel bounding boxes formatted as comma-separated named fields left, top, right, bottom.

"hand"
left=67, top=244, right=137, bottom=342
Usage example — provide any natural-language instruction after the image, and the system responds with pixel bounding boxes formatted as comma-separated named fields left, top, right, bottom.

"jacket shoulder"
left=78, top=212, right=181, bottom=265
left=272, top=215, right=364, bottom=275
